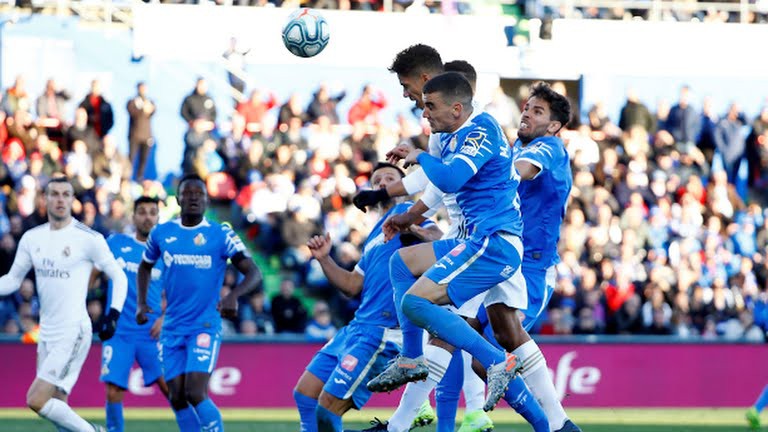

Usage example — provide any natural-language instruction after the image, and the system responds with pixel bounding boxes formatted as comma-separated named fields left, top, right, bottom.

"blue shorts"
left=476, top=264, right=556, bottom=339
left=306, top=323, right=400, bottom=409
left=425, top=232, right=524, bottom=310
left=160, top=330, right=222, bottom=381
left=100, top=333, right=163, bottom=389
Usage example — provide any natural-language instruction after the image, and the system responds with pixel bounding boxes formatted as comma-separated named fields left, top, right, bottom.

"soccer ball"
left=281, top=8, right=330, bottom=58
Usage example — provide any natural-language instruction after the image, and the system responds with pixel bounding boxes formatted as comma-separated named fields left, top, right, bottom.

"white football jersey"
left=0, top=221, right=123, bottom=340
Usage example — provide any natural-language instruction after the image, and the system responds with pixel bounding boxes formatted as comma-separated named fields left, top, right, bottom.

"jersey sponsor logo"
left=197, top=354, right=210, bottom=362
left=121, top=246, right=132, bottom=253
left=165, top=236, right=178, bottom=244
left=433, top=262, right=447, bottom=270
left=341, top=354, right=358, bottom=371
left=37, top=258, right=70, bottom=279
left=197, top=333, right=211, bottom=348
left=117, top=257, right=162, bottom=278
left=333, top=377, right=346, bottom=385
left=449, top=243, right=466, bottom=257
left=194, top=233, right=207, bottom=246
left=164, top=252, right=213, bottom=269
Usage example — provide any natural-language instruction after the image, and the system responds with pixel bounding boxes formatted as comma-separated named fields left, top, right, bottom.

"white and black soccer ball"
left=281, top=8, right=330, bottom=58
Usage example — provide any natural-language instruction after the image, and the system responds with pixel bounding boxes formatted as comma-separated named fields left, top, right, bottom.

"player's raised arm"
left=308, top=233, right=363, bottom=297
left=0, top=235, right=33, bottom=295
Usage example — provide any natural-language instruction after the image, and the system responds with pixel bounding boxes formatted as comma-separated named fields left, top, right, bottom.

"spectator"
left=666, top=85, right=700, bottom=147
left=271, top=278, right=307, bottom=333
left=347, top=84, right=387, bottom=127
left=240, top=291, right=274, bottom=335
left=304, top=300, right=336, bottom=342
left=3, top=75, right=30, bottom=115
left=222, top=37, right=250, bottom=103
left=713, top=102, right=747, bottom=183
left=79, top=79, right=114, bottom=138
left=306, top=84, right=345, bottom=125
left=618, top=87, right=655, bottom=135
left=65, top=107, right=100, bottom=154
left=34, top=79, right=70, bottom=143
left=127, top=81, right=156, bottom=181
left=236, top=89, right=277, bottom=136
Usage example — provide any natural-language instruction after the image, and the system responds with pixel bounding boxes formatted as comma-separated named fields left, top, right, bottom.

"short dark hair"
left=444, top=60, right=477, bottom=89
left=45, top=176, right=71, bottom=193
left=373, top=162, right=406, bottom=178
left=177, top=173, right=206, bottom=195
left=423, top=72, right=473, bottom=107
left=530, top=82, right=571, bottom=128
left=134, top=195, right=159, bottom=210
left=388, top=44, right=443, bottom=78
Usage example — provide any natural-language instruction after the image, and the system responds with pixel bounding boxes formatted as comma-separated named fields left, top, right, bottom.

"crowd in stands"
left=0, top=67, right=767, bottom=344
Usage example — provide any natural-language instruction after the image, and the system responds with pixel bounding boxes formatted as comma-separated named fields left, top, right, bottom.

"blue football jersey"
left=107, top=234, right=164, bottom=336
left=143, top=218, right=247, bottom=335
left=354, top=202, right=434, bottom=327
left=436, top=111, right=523, bottom=238
left=514, top=135, right=572, bottom=268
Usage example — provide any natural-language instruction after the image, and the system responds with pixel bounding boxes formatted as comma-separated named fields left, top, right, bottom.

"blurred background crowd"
left=0, top=1, right=767, bottom=345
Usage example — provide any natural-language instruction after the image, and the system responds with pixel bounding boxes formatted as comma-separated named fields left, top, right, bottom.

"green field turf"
left=0, top=407, right=756, bottom=431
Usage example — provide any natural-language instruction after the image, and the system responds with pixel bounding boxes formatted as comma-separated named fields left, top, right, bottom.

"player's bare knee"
left=318, top=391, right=352, bottom=416
left=26, top=391, right=48, bottom=412
left=106, top=384, right=124, bottom=403
left=185, top=387, right=208, bottom=406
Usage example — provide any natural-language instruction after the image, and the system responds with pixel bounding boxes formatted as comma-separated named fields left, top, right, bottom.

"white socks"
left=513, top=340, right=569, bottom=431
left=39, top=398, right=96, bottom=432
left=387, top=345, right=452, bottom=432
left=461, top=350, right=485, bottom=412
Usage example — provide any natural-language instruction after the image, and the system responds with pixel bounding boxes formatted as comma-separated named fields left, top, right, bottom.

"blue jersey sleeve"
left=417, top=152, right=476, bottom=193
left=354, top=250, right=368, bottom=276
left=516, top=136, right=560, bottom=179
left=221, top=224, right=248, bottom=259
left=143, top=226, right=161, bottom=263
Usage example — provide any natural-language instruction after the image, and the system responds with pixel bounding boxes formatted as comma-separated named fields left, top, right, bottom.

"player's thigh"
left=424, top=233, right=523, bottom=309
left=406, top=276, right=451, bottom=305
left=520, top=265, right=556, bottom=331
left=160, top=334, right=187, bottom=382
left=36, top=323, right=92, bottom=395
left=100, top=334, right=137, bottom=390
left=295, top=370, right=325, bottom=399
left=306, top=327, right=351, bottom=386
left=26, top=377, right=58, bottom=409
left=397, top=240, right=447, bottom=276
left=324, top=326, right=398, bottom=410
left=135, top=338, right=164, bottom=387
left=184, top=331, right=222, bottom=376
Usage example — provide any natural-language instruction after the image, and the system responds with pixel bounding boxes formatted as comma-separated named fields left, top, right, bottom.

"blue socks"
left=106, top=401, right=124, bottom=432
left=316, top=404, right=342, bottom=432
left=195, top=399, right=223, bottom=431
left=504, top=377, right=548, bottom=432
left=755, top=384, right=768, bottom=412
left=435, top=349, right=463, bottom=432
left=173, top=406, right=201, bottom=432
left=390, top=252, right=424, bottom=359
left=402, top=294, right=505, bottom=369
left=294, top=389, right=319, bottom=432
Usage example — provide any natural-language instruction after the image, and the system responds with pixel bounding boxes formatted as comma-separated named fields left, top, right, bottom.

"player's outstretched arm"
left=308, top=233, right=363, bottom=297
left=0, top=236, right=33, bottom=295
left=219, top=252, right=263, bottom=319
left=406, top=149, right=475, bottom=194
left=515, top=159, right=542, bottom=181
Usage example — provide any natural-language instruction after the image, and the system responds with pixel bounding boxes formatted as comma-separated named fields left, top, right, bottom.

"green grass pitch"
left=0, top=407, right=754, bottom=431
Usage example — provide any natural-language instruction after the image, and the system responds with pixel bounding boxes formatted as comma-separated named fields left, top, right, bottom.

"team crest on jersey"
left=194, top=233, right=207, bottom=246
left=449, top=243, right=466, bottom=257
left=341, top=354, right=358, bottom=371
left=197, top=333, right=211, bottom=348
left=62, top=246, right=71, bottom=257
left=449, top=135, right=458, bottom=152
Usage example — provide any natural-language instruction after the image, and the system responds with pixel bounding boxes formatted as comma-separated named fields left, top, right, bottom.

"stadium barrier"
left=0, top=337, right=762, bottom=408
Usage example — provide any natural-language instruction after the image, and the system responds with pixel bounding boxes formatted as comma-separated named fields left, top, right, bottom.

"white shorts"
left=37, top=322, right=92, bottom=394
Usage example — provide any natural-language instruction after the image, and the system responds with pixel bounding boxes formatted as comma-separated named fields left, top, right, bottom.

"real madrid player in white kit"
left=0, top=177, right=128, bottom=432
